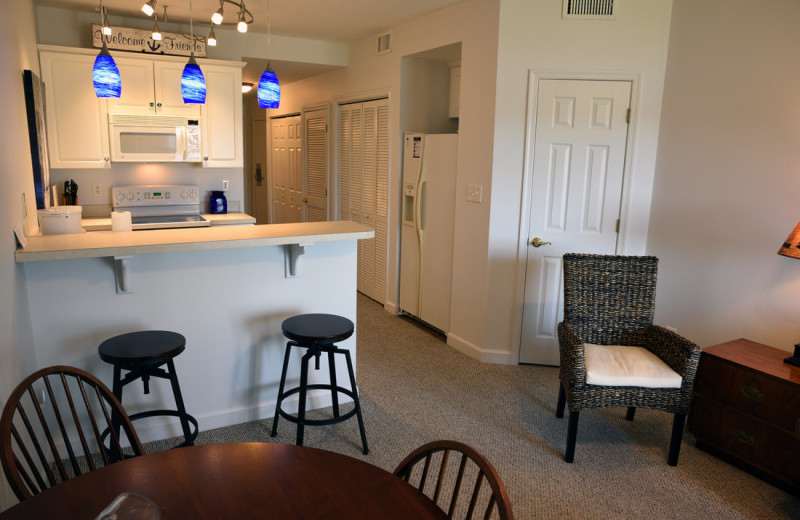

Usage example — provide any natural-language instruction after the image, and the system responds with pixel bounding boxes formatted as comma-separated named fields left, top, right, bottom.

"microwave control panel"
left=112, top=185, right=200, bottom=207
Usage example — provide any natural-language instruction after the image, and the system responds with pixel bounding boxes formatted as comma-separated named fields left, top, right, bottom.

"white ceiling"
left=35, top=0, right=464, bottom=43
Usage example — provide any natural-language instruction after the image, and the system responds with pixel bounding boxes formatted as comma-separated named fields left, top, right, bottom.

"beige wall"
left=0, top=0, right=40, bottom=509
left=649, top=0, right=800, bottom=352
left=481, top=0, right=674, bottom=361
left=273, top=0, right=501, bottom=352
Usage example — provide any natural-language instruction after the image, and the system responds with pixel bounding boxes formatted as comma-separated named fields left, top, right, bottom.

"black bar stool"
left=98, top=330, right=198, bottom=449
left=271, top=314, right=369, bottom=454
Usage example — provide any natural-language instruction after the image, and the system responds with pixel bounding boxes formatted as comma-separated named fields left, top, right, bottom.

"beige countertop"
left=15, top=221, right=374, bottom=263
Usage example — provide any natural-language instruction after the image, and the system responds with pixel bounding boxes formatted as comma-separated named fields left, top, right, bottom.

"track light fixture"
left=151, top=14, right=162, bottom=40
left=141, top=0, right=157, bottom=17
left=101, top=6, right=112, bottom=35
left=209, top=1, right=253, bottom=30
left=208, top=25, right=217, bottom=46
left=211, top=0, right=224, bottom=24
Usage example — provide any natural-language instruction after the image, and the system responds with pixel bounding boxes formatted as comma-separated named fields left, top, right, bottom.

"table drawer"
left=695, top=353, right=800, bottom=432
left=690, top=395, right=800, bottom=486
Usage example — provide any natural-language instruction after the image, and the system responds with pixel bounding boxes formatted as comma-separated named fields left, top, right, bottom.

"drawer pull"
left=738, top=385, right=763, bottom=402
left=733, top=428, right=755, bottom=446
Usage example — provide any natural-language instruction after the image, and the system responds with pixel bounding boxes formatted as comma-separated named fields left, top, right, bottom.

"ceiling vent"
left=377, top=33, right=392, bottom=55
left=562, top=0, right=616, bottom=19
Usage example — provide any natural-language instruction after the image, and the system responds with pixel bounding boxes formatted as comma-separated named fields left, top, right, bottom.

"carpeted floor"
left=149, top=294, right=800, bottom=519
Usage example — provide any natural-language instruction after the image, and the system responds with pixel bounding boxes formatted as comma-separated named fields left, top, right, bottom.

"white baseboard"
left=446, top=333, right=517, bottom=365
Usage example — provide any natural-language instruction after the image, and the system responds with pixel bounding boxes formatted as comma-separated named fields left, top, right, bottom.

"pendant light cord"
left=189, top=0, right=194, bottom=53
left=267, top=0, right=271, bottom=64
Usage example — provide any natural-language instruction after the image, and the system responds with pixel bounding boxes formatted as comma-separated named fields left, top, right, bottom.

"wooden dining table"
left=0, top=442, right=448, bottom=519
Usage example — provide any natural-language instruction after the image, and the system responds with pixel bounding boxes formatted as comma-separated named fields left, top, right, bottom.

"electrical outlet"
left=222, top=179, right=229, bottom=191
left=466, top=184, right=483, bottom=203
left=92, top=183, right=103, bottom=198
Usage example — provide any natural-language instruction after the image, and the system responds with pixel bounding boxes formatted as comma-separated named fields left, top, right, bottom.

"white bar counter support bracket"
left=114, top=255, right=133, bottom=293
left=284, top=243, right=312, bottom=278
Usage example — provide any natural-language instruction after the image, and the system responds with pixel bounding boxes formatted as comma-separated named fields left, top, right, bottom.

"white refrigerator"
left=399, top=132, right=458, bottom=333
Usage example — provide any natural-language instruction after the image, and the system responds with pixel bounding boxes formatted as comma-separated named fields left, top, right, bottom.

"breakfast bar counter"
left=16, top=220, right=372, bottom=262
left=18, top=220, right=374, bottom=444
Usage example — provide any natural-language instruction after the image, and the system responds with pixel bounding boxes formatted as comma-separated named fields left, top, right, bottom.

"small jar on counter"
left=209, top=190, right=227, bottom=214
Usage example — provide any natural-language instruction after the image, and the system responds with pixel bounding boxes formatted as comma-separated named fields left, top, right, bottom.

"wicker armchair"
left=555, top=254, right=701, bottom=466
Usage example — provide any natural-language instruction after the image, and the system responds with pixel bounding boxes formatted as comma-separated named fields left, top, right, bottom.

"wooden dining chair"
left=393, top=440, right=514, bottom=520
left=0, top=365, right=144, bottom=501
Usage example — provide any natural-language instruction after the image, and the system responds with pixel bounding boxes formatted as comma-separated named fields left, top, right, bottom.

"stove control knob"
left=180, top=190, right=187, bottom=199
left=115, top=192, right=124, bottom=202
left=126, top=193, right=134, bottom=200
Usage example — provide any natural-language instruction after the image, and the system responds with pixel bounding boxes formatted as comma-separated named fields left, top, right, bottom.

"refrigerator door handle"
left=417, top=179, right=427, bottom=233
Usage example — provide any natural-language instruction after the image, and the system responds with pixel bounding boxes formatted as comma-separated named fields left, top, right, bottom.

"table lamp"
left=777, top=221, right=800, bottom=366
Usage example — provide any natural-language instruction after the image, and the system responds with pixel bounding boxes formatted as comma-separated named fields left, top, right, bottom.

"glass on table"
left=95, top=492, right=163, bottom=520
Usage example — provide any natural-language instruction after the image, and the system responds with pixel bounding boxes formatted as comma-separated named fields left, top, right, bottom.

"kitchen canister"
left=38, top=206, right=82, bottom=234
left=210, top=190, right=227, bottom=214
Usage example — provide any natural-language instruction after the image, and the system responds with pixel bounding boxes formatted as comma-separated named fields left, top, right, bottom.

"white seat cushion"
left=583, top=343, right=683, bottom=388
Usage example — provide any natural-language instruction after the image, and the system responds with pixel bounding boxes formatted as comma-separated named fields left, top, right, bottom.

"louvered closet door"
left=360, top=102, right=377, bottom=300
left=337, top=98, right=389, bottom=304
left=304, top=107, right=329, bottom=222
left=338, top=106, right=352, bottom=221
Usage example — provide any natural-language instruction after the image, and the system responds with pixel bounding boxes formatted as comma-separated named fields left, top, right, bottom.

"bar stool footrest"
left=275, top=384, right=359, bottom=427
left=115, top=409, right=199, bottom=448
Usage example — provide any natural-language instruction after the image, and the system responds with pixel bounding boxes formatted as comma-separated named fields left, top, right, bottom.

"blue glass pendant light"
left=257, top=0, right=280, bottom=109
left=93, top=1, right=120, bottom=98
left=181, top=0, right=206, bottom=104
left=182, top=53, right=206, bottom=104
left=258, top=63, right=280, bottom=109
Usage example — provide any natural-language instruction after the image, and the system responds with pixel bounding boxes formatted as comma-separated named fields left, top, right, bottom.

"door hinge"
left=616, top=219, right=621, bottom=233
left=626, top=108, right=631, bottom=124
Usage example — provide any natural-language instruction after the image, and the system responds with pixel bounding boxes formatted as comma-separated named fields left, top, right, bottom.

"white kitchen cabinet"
left=37, top=45, right=243, bottom=170
left=38, top=50, right=110, bottom=169
left=108, top=57, right=200, bottom=117
left=201, top=64, right=243, bottom=168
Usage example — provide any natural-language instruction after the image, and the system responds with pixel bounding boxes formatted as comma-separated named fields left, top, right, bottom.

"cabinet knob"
left=104, top=156, right=110, bottom=162
left=204, top=156, right=209, bottom=161
left=156, top=103, right=162, bottom=108
left=149, top=102, right=155, bottom=107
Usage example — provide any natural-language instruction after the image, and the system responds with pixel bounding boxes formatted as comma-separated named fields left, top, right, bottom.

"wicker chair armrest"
left=625, top=325, right=701, bottom=384
left=557, top=322, right=586, bottom=387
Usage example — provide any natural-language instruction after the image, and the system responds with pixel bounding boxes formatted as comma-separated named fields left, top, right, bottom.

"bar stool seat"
left=98, top=330, right=198, bottom=449
left=271, top=314, right=369, bottom=454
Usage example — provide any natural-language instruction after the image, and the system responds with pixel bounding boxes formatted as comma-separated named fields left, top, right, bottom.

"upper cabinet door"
left=106, top=56, right=156, bottom=115
left=39, top=51, right=110, bottom=169
left=201, top=64, right=243, bottom=168
left=154, top=61, right=201, bottom=117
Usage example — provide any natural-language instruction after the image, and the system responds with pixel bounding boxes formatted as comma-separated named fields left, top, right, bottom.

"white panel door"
left=271, top=115, right=303, bottom=224
left=520, top=79, right=632, bottom=365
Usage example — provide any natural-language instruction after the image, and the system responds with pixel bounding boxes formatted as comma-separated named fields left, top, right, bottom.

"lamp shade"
left=92, top=43, right=121, bottom=98
left=778, top=221, right=800, bottom=259
left=257, top=67, right=280, bottom=109
left=181, top=54, right=206, bottom=104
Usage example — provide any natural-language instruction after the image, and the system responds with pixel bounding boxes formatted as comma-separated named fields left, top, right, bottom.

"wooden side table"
left=688, top=338, right=800, bottom=494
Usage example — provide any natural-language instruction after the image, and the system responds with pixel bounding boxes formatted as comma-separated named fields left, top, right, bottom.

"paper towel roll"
left=111, top=211, right=132, bottom=232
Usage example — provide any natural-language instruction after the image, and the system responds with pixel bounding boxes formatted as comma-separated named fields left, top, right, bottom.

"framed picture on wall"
left=23, top=69, right=50, bottom=209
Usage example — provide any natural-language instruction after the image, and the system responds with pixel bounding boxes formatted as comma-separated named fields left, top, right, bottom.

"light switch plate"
left=92, top=183, right=103, bottom=198
left=467, top=184, right=483, bottom=203
left=222, top=179, right=230, bottom=191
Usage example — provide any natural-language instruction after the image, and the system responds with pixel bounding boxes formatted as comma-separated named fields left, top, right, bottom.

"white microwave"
left=108, top=114, right=202, bottom=163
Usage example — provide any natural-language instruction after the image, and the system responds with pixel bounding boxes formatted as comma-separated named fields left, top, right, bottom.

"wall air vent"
left=562, top=0, right=616, bottom=19
left=377, top=33, right=392, bottom=55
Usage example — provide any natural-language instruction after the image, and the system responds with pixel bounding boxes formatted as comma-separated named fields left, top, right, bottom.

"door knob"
left=302, top=197, right=308, bottom=204
left=530, top=237, right=551, bottom=247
